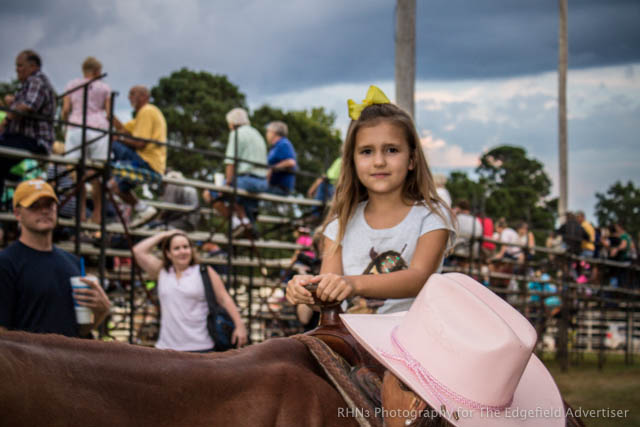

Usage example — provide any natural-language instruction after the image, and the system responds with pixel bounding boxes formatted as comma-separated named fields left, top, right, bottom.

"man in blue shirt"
left=265, top=121, right=297, bottom=195
left=0, top=179, right=110, bottom=337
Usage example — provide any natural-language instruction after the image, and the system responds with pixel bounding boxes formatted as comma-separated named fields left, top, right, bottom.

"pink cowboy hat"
left=340, top=273, right=565, bottom=426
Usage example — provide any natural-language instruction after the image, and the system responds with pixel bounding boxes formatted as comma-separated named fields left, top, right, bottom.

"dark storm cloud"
left=1, top=0, right=638, bottom=97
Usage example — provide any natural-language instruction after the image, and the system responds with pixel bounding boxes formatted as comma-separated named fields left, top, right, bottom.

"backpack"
left=563, top=219, right=583, bottom=255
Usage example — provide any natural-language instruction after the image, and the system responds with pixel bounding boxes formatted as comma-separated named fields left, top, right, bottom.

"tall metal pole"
left=74, top=85, right=89, bottom=255
left=558, top=0, right=568, bottom=220
left=395, top=0, right=416, bottom=118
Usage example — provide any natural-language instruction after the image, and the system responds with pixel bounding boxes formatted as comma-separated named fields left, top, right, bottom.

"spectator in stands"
left=307, top=156, right=341, bottom=218
left=0, top=50, right=56, bottom=200
left=0, top=179, right=110, bottom=337
left=555, top=212, right=589, bottom=256
left=111, top=85, right=167, bottom=227
left=451, top=199, right=483, bottom=258
left=133, top=229, right=247, bottom=351
left=602, top=223, right=633, bottom=288
left=265, top=121, right=297, bottom=195
left=202, top=107, right=267, bottom=232
left=489, top=218, right=522, bottom=263
left=61, top=56, right=111, bottom=224
left=606, top=223, right=632, bottom=262
left=477, top=209, right=496, bottom=257
left=576, top=211, right=595, bottom=258
left=433, top=173, right=451, bottom=208
left=515, top=220, right=535, bottom=262
left=148, top=170, right=199, bottom=231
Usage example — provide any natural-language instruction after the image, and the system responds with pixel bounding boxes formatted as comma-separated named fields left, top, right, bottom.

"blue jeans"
left=111, top=141, right=153, bottom=192
left=312, top=181, right=334, bottom=216
left=209, top=174, right=268, bottom=224
left=581, top=250, right=594, bottom=258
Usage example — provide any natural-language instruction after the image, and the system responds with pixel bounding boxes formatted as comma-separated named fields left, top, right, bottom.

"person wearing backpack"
left=555, top=212, right=589, bottom=256
left=133, top=230, right=247, bottom=352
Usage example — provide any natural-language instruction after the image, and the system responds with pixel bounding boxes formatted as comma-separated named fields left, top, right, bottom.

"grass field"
left=542, top=352, right=640, bottom=426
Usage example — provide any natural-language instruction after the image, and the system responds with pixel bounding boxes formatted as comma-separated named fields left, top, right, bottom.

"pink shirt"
left=64, top=77, right=111, bottom=129
left=296, top=235, right=315, bottom=258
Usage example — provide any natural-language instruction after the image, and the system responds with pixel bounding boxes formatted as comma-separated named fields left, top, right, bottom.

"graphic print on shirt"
left=348, top=244, right=408, bottom=314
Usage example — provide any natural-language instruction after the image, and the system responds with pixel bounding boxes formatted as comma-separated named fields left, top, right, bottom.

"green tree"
left=0, top=80, right=20, bottom=101
left=0, top=80, right=20, bottom=122
left=595, top=180, right=640, bottom=238
left=150, top=68, right=246, bottom=180
left=445, top=147, right=557, bottom=243
left=446, top=171, right=485, bottom=210
left=250, top=105, right=342, bottom=194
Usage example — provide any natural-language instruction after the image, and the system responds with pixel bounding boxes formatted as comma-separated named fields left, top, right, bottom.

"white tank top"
left=155, top=264, right=214, bottom=351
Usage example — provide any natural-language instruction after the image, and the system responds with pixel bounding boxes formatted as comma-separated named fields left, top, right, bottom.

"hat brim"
left=340, top=313, right=565, bottom=427
left=17, top=191, right=59, bottom=208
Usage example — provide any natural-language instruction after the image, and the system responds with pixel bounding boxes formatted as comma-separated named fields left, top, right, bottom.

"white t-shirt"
left=453, top=213, right=483, bottom=256
left=324, top=200, right=455, bottom=313
left=499, top=227, right=522, bottom=256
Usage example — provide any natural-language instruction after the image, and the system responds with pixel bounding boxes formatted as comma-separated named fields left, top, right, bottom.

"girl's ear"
left=408, top=156, right=415, bottom=171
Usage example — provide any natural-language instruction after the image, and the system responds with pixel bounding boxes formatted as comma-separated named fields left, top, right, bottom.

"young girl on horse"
left=133, top=230, right=247, bottom=351
left=286, top=86, right=455, bottom=314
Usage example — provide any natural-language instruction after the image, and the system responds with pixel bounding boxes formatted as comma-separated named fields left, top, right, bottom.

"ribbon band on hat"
left=348, top=85, right=391, bottom=120
left=379, top=326, right=514, bottom=415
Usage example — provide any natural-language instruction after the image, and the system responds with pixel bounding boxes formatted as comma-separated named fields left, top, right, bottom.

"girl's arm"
left=315, top=229, right=449, bottom=302
left=131, top=230, right=176, bottom=279
left=207, top=266, right=248, bottom=347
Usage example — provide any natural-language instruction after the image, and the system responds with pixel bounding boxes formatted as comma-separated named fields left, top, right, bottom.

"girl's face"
left=353, top=121, right=414, bottom=199
left=166, top=235, right=193, bottom=269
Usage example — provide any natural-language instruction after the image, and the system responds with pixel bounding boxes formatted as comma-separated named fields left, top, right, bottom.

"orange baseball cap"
left=13, top=179, right=59, bottom=209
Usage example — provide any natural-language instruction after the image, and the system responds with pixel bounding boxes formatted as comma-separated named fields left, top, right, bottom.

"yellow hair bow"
left=347, top=85, right=391, bottom=120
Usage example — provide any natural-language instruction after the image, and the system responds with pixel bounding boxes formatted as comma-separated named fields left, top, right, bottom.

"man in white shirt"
left=452, top=199, right=483, bottom=258
left=489, top=218, right=522, bottom=262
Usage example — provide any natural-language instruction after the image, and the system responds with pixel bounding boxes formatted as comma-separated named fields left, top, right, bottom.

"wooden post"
left=558, top=0, right=568, bottom=219
left=395, top=0, right=416, bottom=118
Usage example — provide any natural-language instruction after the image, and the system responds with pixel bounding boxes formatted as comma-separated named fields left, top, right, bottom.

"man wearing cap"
left=0, top=179, right=110, bottom=337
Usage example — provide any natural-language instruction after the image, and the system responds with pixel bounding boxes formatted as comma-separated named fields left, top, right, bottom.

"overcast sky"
left=1, top=0, right=639, bottom=222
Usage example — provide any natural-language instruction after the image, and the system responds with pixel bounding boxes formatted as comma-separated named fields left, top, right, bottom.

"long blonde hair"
left=323, top=103, right=453, bottom=248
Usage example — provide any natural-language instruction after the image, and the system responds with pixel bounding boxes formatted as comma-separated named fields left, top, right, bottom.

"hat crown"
left=13, top=179, right=58, bottom=208
left=396, top=273, right=536, bottom=407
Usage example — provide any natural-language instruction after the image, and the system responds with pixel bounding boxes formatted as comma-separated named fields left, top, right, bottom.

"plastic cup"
left=70, top=275, right=96, bottom=325
left=214, top=172, right=225, bottom=187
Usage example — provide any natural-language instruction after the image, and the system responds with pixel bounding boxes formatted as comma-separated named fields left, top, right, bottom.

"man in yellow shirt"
left=576, top=211, right=595, bottom=257
left=111, top=86, right=167, bottom=227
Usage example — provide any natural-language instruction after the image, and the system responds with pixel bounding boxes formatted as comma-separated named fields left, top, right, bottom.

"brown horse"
left=0, top=330, right=358, bottom=427
left=0, top=305, right=585, bottom=427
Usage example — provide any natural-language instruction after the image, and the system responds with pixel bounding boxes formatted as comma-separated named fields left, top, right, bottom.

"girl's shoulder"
left=412, top=199, right=451, bottom=219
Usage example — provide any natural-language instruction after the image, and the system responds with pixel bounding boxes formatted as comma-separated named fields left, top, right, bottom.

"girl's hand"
left=285, top=274, right=315, bottom=305
left=232, top=323, right=248, bottom=348
left=315, top=273, right=355, bottom=303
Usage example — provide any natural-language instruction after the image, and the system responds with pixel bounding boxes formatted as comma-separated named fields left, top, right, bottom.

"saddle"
left=295, top=284, right=386, bottom=427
